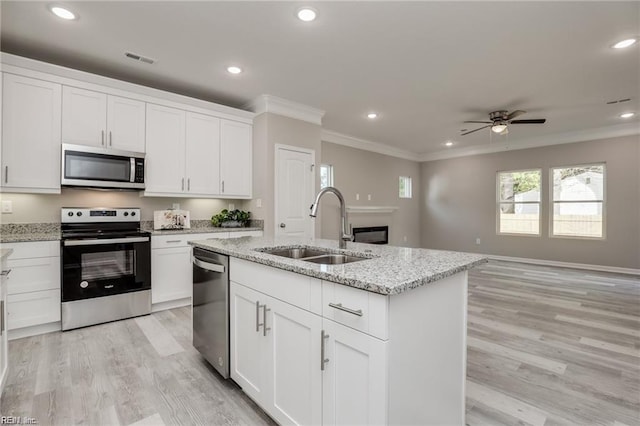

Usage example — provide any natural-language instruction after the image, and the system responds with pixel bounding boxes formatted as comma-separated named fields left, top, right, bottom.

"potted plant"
left=211, top=209, right=251, bottom=228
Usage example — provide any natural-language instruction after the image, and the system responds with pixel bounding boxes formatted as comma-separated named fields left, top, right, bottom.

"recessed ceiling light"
left=227, top=66, right=243, bottom=74
left=367, top=112, right=378, bottom=119
left=612, top=38, right=637, bottom=49
left=620, top=112, right=635, bottom=119
left=297, top=7, right=317, bottom=22
left=445, top=141, right=454, bottom=147
left=49, top=5, right=77, bottom=20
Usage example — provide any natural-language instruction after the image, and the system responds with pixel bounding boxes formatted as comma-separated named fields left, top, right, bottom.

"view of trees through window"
left=498, top=170, right=541, bottom=235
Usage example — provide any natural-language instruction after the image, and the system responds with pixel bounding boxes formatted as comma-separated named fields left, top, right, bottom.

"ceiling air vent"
left=606, top=98, right=631, bottom=105
left=125, top=51, right=156, bottom=65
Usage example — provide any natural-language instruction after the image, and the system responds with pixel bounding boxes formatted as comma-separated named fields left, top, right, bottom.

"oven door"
left=62, top=236, right=151, bottom=302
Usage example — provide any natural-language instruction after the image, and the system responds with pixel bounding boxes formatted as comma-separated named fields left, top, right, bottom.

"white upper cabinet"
left=62, top=86, right=145, bottom=152
left=145, top=103, right=186, bottom=194
left=220, top=120, right=252, bottom=198
left=185, top=112, right=220, bottom=196
left=1, top=74, right=61, bottom=193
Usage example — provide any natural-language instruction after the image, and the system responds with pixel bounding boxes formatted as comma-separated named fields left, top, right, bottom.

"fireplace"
left=352, top=226, right=389, bottom=245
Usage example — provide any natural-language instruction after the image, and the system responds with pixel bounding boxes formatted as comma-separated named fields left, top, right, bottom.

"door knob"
left=279, top=223, right=286, bottom=228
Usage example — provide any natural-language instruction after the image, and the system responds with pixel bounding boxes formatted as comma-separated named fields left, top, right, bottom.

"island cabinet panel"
left=322, top=318, right=388, bottom=426
left=1, top=253, right=10, bottom=396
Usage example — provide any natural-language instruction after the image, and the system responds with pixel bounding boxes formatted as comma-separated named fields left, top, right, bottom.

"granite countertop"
left=146, top=227, right=263, bottom=236
left=189, top=237, right=487, bottom=295
left=0, top=248, right=13, bottom=261
left=1, top=223, right=61, bottom=243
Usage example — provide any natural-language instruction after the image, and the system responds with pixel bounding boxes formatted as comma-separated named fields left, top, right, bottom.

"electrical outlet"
left=172, top=203, right=180, bottom=210
left=367, top=194, right=372, bottom=201
left=256, top=198, right=262, bottom=208
left=403, top=236, right=407, bottom=242
left=476, top=238, right=481, bottom=245
left=228, top=203, right=235, bottom=211
left=1, top=200, right=12, bottom=213
left=356, top=193, right=360, bottom=201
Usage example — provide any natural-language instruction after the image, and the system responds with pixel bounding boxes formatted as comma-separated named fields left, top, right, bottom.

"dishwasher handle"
left=193, top=256, right=226, bottom=273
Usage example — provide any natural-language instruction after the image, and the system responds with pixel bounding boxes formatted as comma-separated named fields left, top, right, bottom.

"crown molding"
left=321, top=129, right=419, bottom=162
left=245, top=94, right=325, bottom=125
left=418, top=122, right=640, bottom=162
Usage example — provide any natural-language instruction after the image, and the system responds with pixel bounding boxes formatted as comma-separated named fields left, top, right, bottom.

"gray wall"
left=320, top=142, right=421, bottom=247
left=420, top=135, right=640, bottom=269
left=0, top=188, right=234, bottom=224
left=244, top=112, right=322, bottom=237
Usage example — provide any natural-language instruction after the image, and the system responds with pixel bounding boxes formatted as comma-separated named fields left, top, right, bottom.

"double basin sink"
left=257, top=246, right=369, bottom=265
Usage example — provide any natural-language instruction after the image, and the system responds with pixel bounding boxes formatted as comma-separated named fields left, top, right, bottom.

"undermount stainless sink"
left=257, top=246, right=369, bottom=265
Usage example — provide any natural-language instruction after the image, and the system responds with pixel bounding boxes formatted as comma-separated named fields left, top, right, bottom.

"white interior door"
left=275, top=146, right=315, bottom=238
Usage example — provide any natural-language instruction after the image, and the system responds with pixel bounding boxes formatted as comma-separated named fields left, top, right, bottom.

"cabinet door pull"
left=4, top=166, right=7, bottom=184
left=221, top=180, right=225, bottom=193
left=328, top=302, right=363, bottom=317
left=321, top=330, right=330, bottom=371
left=109, top=131, right=113, bottom=146
left=187, top=178, right=190, bottom=191
left=255, top=301, right=263, bottom=332
left=263, top=306, right=271, bottom=336
left=0, top=300, right=4, bottom=336
left=101, top=130, right=105, bottom=145
left=0, top=269, right=11, bottom=276
left=181, top=178, right=185, bottom=191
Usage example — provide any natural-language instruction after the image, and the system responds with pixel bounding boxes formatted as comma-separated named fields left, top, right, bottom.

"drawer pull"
left=165, top=240, right=182, bottom=244
left=328, top=302, right=363, bottom=317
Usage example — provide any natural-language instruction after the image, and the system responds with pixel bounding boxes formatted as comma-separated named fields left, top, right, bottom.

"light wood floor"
left=1, top=260, right=639, bottom=425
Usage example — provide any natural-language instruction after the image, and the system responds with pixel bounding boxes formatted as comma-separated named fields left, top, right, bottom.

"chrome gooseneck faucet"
left=309, top=186, right=353, bottom=249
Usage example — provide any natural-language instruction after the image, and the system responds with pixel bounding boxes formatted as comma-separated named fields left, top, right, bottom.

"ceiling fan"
left=461, top=110, right=546, bottom=136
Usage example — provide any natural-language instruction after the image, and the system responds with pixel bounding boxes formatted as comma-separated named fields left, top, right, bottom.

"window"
left=399, top=176, right=412, bottom=198
left=497, top=169, right=541, bottom=235
left=319, top=164, right=333, bottom=189
left=551, top=164, right=605, bottom=238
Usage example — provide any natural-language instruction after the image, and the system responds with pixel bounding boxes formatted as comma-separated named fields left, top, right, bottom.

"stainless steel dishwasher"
left=192, top=247, right=230, bottom=378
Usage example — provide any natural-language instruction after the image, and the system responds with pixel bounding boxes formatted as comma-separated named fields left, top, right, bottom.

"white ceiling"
left=1, top=1, right=639, bottom=158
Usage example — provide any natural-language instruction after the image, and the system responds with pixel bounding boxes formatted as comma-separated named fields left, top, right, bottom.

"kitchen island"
left=190, top=236, right=486, bottom=425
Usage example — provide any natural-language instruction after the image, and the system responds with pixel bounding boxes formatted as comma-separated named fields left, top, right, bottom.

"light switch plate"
left=256, top=198, right=262, bottom=208
left=1, top=200, right=12, bottom=213
left=172, top=203, right=180, bottom=210
left=228, top=203, right=235, bottom=211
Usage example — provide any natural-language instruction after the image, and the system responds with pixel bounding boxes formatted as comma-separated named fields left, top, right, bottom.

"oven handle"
left=64, top=236, right=150, bottom=246
left=193, top=257, right=226, bottom=273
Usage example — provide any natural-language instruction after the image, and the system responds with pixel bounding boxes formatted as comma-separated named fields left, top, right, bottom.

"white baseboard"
left=151, top=297, right=191, bottom=313
left=9, top=321, right=61, bottom=341
left=488, top=255, right=640, bottom=276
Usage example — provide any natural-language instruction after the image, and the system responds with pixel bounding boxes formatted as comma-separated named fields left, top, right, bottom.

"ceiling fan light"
left=491, top=124, right=507, bottom=134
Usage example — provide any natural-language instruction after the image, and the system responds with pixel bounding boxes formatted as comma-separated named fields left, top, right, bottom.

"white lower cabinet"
left=1, top=254, right=10, bottom=396
left=1, top=241, right=61, bottom=338
left=230, top=281, right=322, bottom=425
left=229, top=258, right=387, bottom=426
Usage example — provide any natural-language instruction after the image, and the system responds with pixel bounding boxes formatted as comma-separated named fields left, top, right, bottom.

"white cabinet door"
left=7, top=289, right=61, bottom=330
left=62, top=86, right=107, bottom=147
left=220, top=120, right=252, bottom=198
left=145, top=103, right=186, bottom=194
left=107, top=95, right=146, bottom=152
left=0, top=262, right=8, bottom=396
left=322, top=319, right=388, bottom=426
left=230, top=282, right=267, bottom=405
left=265, top=295, right=322, bottom=426
left=151, top=246, right=192, bottom=304
left=1, top=74, right=61, bottom=192
left=185, top=112, right=220, bottom=195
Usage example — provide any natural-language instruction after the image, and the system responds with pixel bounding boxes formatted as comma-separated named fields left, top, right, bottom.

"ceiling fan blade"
left=510, top=119, right=546, bottom=124
left=460, top=124, right=492, bottom=136
left=463, top=120, right=493, bottom=124
left=507, top=110, right=526, bottom=120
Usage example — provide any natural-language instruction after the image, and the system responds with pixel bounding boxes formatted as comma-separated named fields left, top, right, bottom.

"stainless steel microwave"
left=61, top=143, right=145, bottom=190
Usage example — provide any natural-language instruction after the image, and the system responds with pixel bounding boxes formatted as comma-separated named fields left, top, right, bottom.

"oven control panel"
left=62, top=208, right=141, bottom=223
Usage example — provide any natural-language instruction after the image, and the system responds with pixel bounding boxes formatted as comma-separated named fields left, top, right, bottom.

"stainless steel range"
left=60, top=207, right=151, bottom=331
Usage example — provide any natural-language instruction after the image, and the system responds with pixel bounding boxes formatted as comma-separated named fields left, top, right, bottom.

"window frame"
left=496, top=168, right=542, bottom=237
left=549, top=162, right=606, bottom=240
left=319, top=164, right=334, bottom=189
left=399, top=176, right=412, bottom=199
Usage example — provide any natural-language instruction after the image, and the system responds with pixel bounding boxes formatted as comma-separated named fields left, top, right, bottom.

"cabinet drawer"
left=6, top=256, right=60, bottom=295
left=7, top=289, right=60, bottom=330
left=1, top=241, right=59, bottom=259
left=322, top=281, right=388, bottom=340
left=228, top=230, right=263, bottom=238
left=151, top=232, right=229, bottom=249
left=230, top=258, right=322, bottom=315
